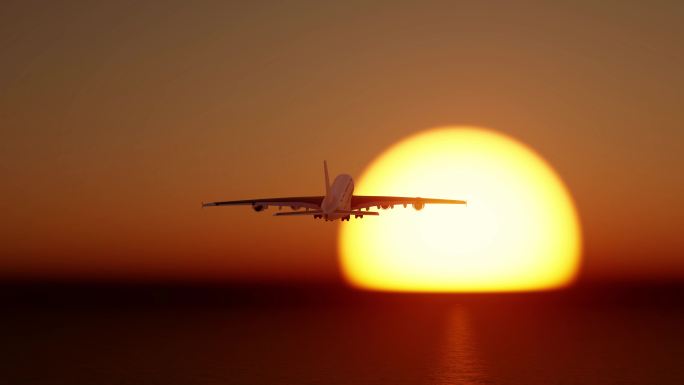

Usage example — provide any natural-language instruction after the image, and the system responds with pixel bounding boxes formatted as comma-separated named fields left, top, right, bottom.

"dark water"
left=1, top=284, right=683, bottom=384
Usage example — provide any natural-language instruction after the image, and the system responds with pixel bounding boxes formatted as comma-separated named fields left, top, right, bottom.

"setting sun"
left=339, top=127, right=582, bottom=292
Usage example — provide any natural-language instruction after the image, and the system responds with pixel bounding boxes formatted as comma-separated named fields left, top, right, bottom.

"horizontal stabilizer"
left=336, top=210, right=379, bottom=216
left=273, top=210, right=322, bottom=217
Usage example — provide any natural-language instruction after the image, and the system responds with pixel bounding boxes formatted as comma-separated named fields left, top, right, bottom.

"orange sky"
left=1, top=1, right=682, bottom=283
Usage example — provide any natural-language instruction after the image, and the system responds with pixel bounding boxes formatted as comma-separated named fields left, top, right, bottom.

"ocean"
left=2, top=283, right=682, bottom=384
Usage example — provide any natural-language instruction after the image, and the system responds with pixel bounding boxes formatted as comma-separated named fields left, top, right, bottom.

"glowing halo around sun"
left=338, top=127, right=582, bottom=292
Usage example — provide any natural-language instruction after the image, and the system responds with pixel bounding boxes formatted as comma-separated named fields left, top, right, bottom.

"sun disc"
left=338, top=127, right=582, bottom=292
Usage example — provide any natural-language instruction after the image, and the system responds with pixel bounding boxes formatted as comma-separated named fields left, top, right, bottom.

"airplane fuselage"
left=321, top=174, right=354, bottom=221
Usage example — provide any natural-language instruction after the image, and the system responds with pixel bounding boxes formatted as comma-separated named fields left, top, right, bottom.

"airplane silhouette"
left=202, top=161, right=466, bottom=221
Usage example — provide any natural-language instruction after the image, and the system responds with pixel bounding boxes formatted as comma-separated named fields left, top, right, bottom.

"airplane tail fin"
left=324, top=160, right=330, bottom=195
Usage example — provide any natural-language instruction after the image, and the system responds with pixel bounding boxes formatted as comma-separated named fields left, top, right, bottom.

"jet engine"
left=252, top=204, right=267, bottom=212
left=412, top=201, right=425, bottom=211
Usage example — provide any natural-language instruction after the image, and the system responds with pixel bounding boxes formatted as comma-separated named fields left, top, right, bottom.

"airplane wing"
left=351, top=196, right=466, bottom=211
left=202, top=196, right=324, bottom=211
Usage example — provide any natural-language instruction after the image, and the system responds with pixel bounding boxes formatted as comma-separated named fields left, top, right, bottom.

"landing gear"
left=342, top=215, right=351, bottom=221
left=313, top=214, right=322, bottom=219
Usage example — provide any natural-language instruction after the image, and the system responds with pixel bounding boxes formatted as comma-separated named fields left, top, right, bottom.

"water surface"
left=2, top=284, right=682, bottom=384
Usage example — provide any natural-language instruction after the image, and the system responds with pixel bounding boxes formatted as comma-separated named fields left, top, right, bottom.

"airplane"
left=202, top=161, right=466, bottom=221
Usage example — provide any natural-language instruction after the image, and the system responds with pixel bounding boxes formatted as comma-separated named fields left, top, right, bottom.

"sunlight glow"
left=338, top=127, right=582, bottom=292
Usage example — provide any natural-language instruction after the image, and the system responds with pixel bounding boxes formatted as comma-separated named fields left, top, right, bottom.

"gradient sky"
left=1, top=1, right=682, bottom=283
